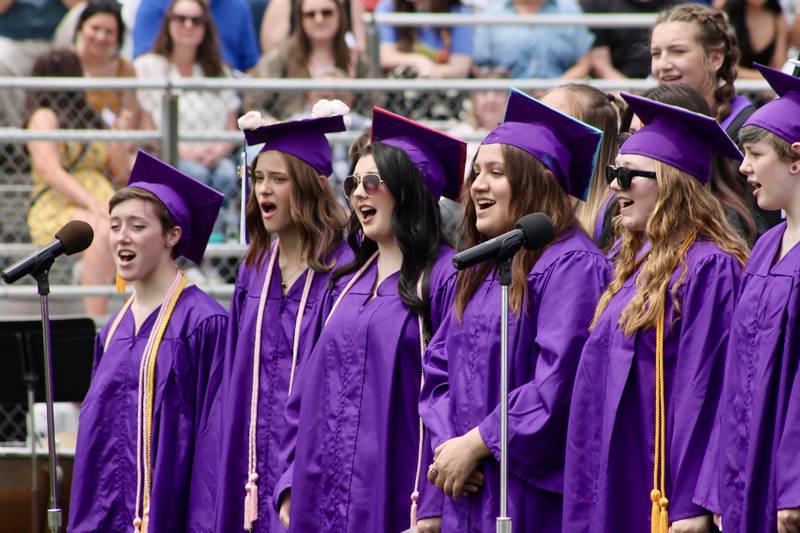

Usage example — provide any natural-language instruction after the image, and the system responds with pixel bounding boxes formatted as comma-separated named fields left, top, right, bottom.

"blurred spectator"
left=473, top=0, right=594, bottom=79
left=25, top=49, right=130, bottom=315
left=71, top=0, right=144, bottom=131
left=133, top=0, right=260, bottom=72
left=246, top=0, right=373, bottom=119
left=580, top=0, right=681, bottom=79
left=0, top=0, right=78, bottom=127
left=53, top=0, right=140, bottom=59
left=260, top=0, right=367, bottom=52
left=376, top=0, right=473, bottom=78
left=134, top=0, right=240, bottom=237
left=723, top=0, right=789, bottom=77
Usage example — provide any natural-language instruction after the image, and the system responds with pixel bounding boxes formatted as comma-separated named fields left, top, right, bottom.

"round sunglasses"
left=343, top=173, right=384, bottom=197
left=605, top=165, right=657, bottom=191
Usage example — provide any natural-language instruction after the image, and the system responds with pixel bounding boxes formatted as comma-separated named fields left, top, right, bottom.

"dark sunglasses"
left=605, top=165, right=657, bottom=190
left=169, top=14, right=205, bottom=27
left=344, top=173, right=384, bottom=197
left=302, top=8, right=335, bottom=19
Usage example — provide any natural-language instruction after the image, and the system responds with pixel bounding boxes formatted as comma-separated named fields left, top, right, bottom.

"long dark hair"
left=150, top=0, right=225, bottom=76
left=244, top=150, right=347, bottom=271
left=25, top=48, right=104, bottom=129
left=287, top=0, right=353, bottom=77
left=396, top=0, right=460, bottom=54
left=332, top=141, right=444, bottom=332
left=725, top=0, right=782, bottom=67
left=455, top=144, right=576, bottom=319
left=619, top=83, right=756, bottom=243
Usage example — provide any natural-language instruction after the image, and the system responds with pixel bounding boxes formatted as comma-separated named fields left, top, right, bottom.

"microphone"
left=1, top=220, right=94, bottom=284
left=453, top=212, right=555, bottom=270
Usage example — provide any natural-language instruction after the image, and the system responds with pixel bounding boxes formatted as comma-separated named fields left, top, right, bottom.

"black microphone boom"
left=1, top=220, right=94, bottom=284
left=452, top=212, right=555, bottom=270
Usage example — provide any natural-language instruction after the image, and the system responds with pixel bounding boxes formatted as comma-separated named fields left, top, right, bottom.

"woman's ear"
left=165, top=226, right=183, bottom=250
left=319, top=174, right=327, bottom=187
left=791, top=142, right=800, bottom=175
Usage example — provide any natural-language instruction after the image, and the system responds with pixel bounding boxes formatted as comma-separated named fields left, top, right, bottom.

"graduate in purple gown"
left=694, top=64, right=800, bottom=533
left=69, top=151, right=228, bottom=533
left=214, top=112, right=351, bottom=533
left=274, top=107, right=467, bottom=533
left=563, top=94, right=750, bottom=533
left=420, top=88, right=612, bottom=533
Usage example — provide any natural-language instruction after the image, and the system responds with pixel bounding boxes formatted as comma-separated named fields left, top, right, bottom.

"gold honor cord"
left=244, top=242, right=314, bottom=531
left=650, top=230, right=696, bottom=533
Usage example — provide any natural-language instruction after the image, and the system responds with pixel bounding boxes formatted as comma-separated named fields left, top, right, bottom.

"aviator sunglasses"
left=302, top=8, right=335, bottom=19
left=605, top=165, right=657, bottom=191
left=170, top=13, right=206, bottom=26
left=343, top=173, right=384, bottom=197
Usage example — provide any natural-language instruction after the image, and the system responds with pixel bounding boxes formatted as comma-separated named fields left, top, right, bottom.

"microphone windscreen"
left=516, top=213, right=555, bottom=250
left=55, top=220, right=94, bottom=255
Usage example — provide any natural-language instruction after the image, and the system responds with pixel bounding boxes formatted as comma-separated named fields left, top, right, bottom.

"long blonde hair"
left=592, top=161, right=748, bottom=336
left=546, top=84, right=624, bottom=239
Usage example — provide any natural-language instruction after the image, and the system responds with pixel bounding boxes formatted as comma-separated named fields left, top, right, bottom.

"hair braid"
left=656, top=3, right=740, bottom=122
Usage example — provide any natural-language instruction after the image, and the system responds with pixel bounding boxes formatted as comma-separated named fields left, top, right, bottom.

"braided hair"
left=655, top=3, right=741, bottom=123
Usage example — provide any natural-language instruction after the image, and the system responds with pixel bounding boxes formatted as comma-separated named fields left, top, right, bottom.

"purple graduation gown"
left=69, top=285, right=228, bottom=533
left=695, top=222, right=800, bottom=533
left=215, top=243, right=352, bottom=533
left=420, top=229, right=611, bottom=533
left=275, top=245, right=456, bottom=533
left=563, top=240, right=742, bottom=532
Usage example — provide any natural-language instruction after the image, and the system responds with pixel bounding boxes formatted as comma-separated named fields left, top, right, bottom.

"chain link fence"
left=0, top=77, right=773, bottom=314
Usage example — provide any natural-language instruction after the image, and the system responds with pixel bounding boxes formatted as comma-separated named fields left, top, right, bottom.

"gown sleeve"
left=477, top=251, right=610, bottom=492
left=667, top=254, right=741, bottom=522
left=775, top=283, right=800, bottom=510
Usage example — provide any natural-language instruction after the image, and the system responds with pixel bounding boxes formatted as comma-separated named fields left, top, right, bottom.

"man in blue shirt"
left=134, top=0, right=260, bottom=72
left=473, top=0, right=593, bottom=79
left=0, top=0, right=79, bottom=126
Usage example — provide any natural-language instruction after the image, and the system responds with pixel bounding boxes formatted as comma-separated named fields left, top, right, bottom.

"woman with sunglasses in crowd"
left=214, top=110, right=350, bottom=533
left=563, top=94, right=749, bottom=533
left=274, top=108, right=466, bottom=533
left=69, top=151, right=227, bottom=532
left=694, top=64, right=800, bottom=533
left=420, top=89, right=611, bottom=532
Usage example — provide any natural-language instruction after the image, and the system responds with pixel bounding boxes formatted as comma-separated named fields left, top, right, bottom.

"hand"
left=669, top=514, right=712, bottom=533
left=778, top=507, right=800, bottom=533
left=414, top=55, right=437, bottom=79
left=431, top=427, right=491, bottom=499
left=278, top=491, right=291, bottom=528
left=415, top=516, right=441, bottom=533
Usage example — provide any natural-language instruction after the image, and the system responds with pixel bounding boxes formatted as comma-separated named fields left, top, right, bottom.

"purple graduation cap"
left=371, top=107, right=466, bottom=201
left=482, top=87, right=602, bottom=200
left=743, top=63, right=800, bottom=144
left=619, top=92, right=743, bottom=184
left=127, top=150, right=224, bottom=264
left=243, top=115, right=347, bottom=176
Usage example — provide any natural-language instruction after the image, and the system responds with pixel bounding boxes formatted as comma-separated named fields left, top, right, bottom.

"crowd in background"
left=1, top=0, right=800, bottom=315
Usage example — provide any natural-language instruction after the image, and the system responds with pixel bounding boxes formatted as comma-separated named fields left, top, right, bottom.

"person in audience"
left=25, top=49, right=130, bottom=316
left=134, top=0, right=241, bottom=237
left=579, top=0, right=681, bottom=79
left=563, top=93, right=748, bottom=532
left=540, top=84, right=623, bottom=248
left=0, top=0, right=78, bottom=127
left=215, top=110, right=350, bottom=533
left=651, top=1, right=783, bottom=229
left=72, top=0, right=142, bottom=129
left=260, top=0, right=367, bottom=53
left=375, top=0, right=473, bottom=78
left=275, top=108, right=465, bottom=533
left=473, top=0, right=594, bottom=80
left=724, top=0, right=789, bottom=78
left=421, top=88, right=611, bottom=532
left=133, top=0, right=260, bottom=72
left=245, top=0, right=373, bottom=120
left=694, top=63, right=800, bottom=533
left=69, top=150, right=227, bottom=532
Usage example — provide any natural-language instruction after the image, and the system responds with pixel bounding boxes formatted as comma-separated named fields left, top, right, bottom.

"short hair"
left=739, top=124, right=799, bottom=162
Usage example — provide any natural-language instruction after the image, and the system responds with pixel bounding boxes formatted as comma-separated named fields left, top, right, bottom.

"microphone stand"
left=496, top=255, right=513, bottom=533
left=30, top=254, right=62, bottom=533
